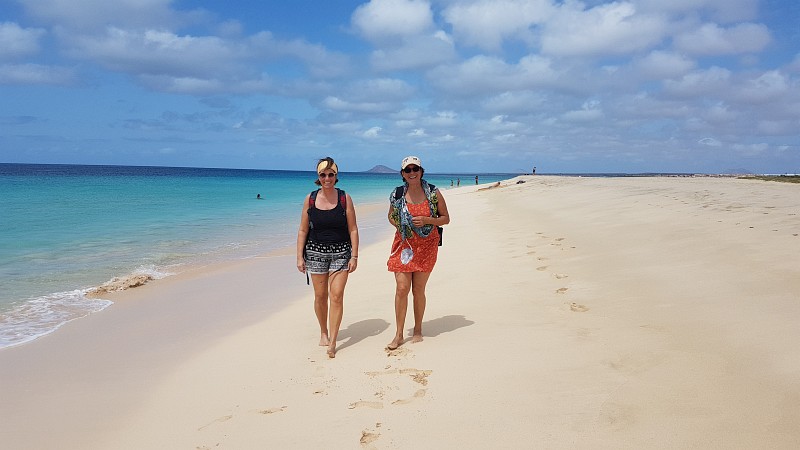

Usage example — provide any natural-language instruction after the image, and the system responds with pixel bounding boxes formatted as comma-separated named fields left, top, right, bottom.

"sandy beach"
left=2, top=175, right=799, bottom=449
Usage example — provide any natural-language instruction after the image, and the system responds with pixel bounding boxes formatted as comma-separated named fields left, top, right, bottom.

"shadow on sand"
left=412, top=314, right=475, bottom=338
left=336, top=318, right=390, bottom=352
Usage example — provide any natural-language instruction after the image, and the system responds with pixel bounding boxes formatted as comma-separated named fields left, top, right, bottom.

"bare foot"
left=327, top=345, right=336, bottom=359
left=319, top=333, right=330, bottom=346
left=386, top=336, right=404, bottom=350
left=411, top=334, right=423, bottom=344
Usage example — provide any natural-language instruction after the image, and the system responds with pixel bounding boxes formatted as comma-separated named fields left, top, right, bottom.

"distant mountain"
left=364, top=165, right=396, bottom=174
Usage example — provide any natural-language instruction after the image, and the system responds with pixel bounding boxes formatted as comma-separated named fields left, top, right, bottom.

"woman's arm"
left=434, top=190, right=450, bottom=226
left=296, top=195, right=311, bottom=273
left=345, top=193, right=359, bottom=273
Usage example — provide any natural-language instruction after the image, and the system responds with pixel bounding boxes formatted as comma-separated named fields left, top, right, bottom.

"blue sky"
left=1, top=0, right=798, bottom=173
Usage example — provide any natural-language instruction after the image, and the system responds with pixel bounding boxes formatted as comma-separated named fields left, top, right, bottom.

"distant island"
left=364, top=165, right=395, bottom=174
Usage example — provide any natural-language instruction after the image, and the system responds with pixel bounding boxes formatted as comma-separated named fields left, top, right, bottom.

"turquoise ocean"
left=0, top=163, right=511, bottom=349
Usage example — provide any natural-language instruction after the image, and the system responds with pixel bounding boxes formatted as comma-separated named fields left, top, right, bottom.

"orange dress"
left=387, top=200, right=439, bottom=272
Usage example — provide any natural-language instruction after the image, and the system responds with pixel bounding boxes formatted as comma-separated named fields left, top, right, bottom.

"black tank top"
left=308, top=189, right=349, bottom=244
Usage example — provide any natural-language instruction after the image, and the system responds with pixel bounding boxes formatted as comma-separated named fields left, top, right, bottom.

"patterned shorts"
left=304, top=240, right=351, bottom=274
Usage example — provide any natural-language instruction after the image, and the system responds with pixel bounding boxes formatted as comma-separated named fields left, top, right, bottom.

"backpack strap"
left=307, top=189, right=319, bottom=213
left=308, top=188, right=346, bottom=212
left=308, top=189, right=319, bottom=214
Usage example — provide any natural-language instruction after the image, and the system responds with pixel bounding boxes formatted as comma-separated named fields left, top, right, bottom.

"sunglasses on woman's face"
left=319, top=172, right=336, bottom=178
left=403, top=166, right=421, bottom=173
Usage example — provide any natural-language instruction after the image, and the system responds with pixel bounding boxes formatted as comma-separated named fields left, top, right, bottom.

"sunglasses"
left=403, top=166, right=421, bottom=173
left=318, top=172, right=336, bottom=178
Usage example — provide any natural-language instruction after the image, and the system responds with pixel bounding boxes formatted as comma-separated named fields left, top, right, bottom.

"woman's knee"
left=395, top=280, right=412, bottom=296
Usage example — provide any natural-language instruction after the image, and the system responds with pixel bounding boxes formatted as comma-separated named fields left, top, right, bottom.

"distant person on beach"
left=257, top=193, right=262, bottom=199
left=475, top=175, right=479, bottom=184
left=457, top=178, right=460, bottom=187
left=296, top=157, right=359, bottom=359
left=386, top=156, right=450, bottom=350
left=532, top=166, right=536, bottom=175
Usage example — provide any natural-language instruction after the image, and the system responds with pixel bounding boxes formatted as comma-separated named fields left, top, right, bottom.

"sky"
left=1, top=0, right=799, bottom=174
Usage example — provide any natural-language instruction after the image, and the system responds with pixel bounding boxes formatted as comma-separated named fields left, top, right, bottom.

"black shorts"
left=304, top=240, right=351, bottom=274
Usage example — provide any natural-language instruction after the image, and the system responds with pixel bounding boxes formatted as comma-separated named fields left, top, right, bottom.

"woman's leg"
left=388, top=272, right=412, bottom=349
left=310, top=273, right=330, bottom=346
left=326, top=270, right=349, bottom=358
left=410, top=272, right=432, bottom=343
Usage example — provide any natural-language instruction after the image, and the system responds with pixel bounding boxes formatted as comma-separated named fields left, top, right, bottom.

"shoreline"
left=2, top=176, right=799, bottom=449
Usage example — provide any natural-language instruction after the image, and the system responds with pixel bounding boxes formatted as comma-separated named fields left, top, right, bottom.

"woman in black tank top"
left=296, top=157, right=359, bottom=359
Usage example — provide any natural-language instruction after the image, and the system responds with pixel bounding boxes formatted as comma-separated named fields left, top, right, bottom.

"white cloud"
left=16, top=0, right=199, bottom=30
left=702, top=103, right=738, bottom=124
left=0, top=63, right=75, bottom=85
left=482, top=91, right=546, bottom=114
left=423, top=111, right=459, bottom=127
left=698, top=137, right=722, bottom=147
left=351, top=0, right=434, bottom=44
left=371, top=32, right=456, bottom=71
left=561, top=100, right=604, bottom=122
left=757, top=120, right=796, bottom=136
left=664, top=66, right=731, bottom=98
left=61, top=28, right=245, bottom=77
left=363, top=126, right=383, bottom=138
left=428, top=54, right=559, bottom=95
left=344, top=78, right=415, bottom=102
left=674, top=23, right=771, bottom=56
left=541, top=2, right=668, bottom=56
left=56, top=27, right=350, bottom=93
left=441, top=0, right=554, bottom=51
left=0, top=22, right=46, bottom=59
left=635, top=51, right=696, bottom=79
left=732, top=142, right=769, bottom=156
left=322, top=96, right=395, bottom=113
left=735, top=70, right=790, bottom=104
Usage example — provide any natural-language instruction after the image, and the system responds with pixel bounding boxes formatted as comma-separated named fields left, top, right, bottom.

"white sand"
left=1, top=175, right=799, bottom=449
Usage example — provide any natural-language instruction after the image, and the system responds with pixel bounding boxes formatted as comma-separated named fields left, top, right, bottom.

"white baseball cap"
left=401, top=156, right=422, bottom=170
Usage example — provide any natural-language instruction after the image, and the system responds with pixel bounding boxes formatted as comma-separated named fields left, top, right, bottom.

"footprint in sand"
left=391, top=389, right=427, bottom=405
left=570, top=302, right=589, bottom=312
left=198, top=415, right=232, bottom=431
left=360, top=430, right=381, bottom=445
left=385, top=346, right=411, bottom=357
left=366, top=368, right=432, bottom=385
left=556, top=287, right=569, bottom=294
left=348, top=401, right=384, bottom=410
left=554, top=273, right=568, bottom=279
left=536, top=266, right=548, bottom=271
left=401, top=368, right=432, bottom=386
left=257, top=406, right=287, bottom=414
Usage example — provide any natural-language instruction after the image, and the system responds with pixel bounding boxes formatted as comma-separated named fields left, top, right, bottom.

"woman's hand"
left=411, top=216, right=427, bottom=227
left=297, top=257, right=306, bottom=273
left=347, top=257, right=358, bottom=273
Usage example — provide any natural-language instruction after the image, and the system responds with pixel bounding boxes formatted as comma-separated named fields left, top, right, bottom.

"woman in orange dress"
left=386, top=156, right=450, bottom=350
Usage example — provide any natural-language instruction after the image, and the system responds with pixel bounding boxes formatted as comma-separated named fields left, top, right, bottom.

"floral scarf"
left=390, top=179, right=439, bottom=240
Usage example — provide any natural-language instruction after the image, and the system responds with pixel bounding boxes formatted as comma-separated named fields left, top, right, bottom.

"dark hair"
left=314, top=156, right=338, bottom=186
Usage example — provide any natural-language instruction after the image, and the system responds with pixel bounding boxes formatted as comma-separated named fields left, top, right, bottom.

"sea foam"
left=0, top=267, right=171, bottom=349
